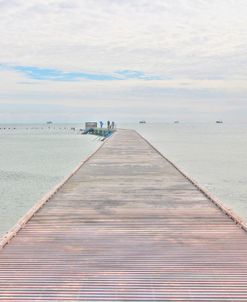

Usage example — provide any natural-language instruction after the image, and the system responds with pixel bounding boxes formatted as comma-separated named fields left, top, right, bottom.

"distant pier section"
left=82, top=121, right=116, bottom=138
left=1, top=129, right=247, bottom=300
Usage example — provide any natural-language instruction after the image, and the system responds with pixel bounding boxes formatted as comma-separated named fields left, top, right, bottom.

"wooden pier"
left=1, top=129, right=247, bottom=301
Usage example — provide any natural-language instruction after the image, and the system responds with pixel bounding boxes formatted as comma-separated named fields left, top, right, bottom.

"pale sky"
left=0, top=0, right=247, bottom=122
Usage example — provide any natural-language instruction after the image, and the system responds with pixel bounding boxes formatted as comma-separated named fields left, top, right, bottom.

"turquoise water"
left=1, top=123, right=247, bottom=239
left=121, top=123, right=247, bottom=223
left=0, top=125, right=101, bottom=238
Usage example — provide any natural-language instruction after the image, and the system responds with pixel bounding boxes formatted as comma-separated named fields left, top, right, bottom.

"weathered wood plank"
left=0, top=129, right=247, bottom=301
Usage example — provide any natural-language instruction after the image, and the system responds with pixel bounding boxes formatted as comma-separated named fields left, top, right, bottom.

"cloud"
left=1, top=0, right=246, bottom=75
left=0, top=0, right=247, bottom=121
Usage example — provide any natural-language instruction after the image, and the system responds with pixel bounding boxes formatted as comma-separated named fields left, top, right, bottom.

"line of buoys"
left=0, top=127, right=83, bottom=134
left=0, top=127, right=80, bottom=130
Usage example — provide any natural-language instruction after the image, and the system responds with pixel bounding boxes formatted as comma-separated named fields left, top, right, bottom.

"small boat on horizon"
left=46, top=121, right=53, bottom=125
left=139, top=120, right=146, bottom=124
left=216, top=120, right=223, bottom=124
left=174, top=121, right=179, bottom=124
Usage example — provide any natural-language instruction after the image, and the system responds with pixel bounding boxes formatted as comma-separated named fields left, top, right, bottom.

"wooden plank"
left=0, top=129, right=247, bottom=301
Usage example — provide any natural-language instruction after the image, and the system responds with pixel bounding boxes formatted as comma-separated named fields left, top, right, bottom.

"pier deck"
left=1, top=129, right=247, bottom=301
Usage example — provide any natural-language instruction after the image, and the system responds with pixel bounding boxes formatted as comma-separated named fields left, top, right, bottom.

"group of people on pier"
left=99, top=120, right=116, bottom=129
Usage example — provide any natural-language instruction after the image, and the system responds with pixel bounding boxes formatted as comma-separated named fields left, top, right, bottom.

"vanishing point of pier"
left=1, top=129, right=247, bottom=301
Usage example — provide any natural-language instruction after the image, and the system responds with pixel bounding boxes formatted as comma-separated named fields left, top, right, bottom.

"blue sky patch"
left=1, top=64, right=160, bottom=81
left=115, top=70, right=161, bottom=80
left=14, top=66, right=117, bottom=81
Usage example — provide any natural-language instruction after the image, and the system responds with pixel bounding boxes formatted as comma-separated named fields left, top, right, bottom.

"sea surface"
left=0, top=124, right=101, bottom=238
left=1, top=123, right=247, bottom=238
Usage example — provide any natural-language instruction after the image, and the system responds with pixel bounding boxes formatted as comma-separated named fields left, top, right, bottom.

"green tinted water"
left=0, top=125, right=101, bottom=237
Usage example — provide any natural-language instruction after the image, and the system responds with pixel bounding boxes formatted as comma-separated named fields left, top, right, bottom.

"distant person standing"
left=111, top=121, right=115, bottom=129
left=100, top=121, right=103, bottom=128
left=107, top=120, right=110, bottom=129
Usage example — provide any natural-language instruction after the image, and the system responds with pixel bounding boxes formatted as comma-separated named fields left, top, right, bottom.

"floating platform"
left=1, top=129, right=247, bottom=301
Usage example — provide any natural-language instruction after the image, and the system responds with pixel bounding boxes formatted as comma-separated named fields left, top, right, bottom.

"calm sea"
left=121, top=122, right=247, bottom=224
left=0, top=124, right=101, bottom=238
left=1, top=123, right=247, bottom=238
